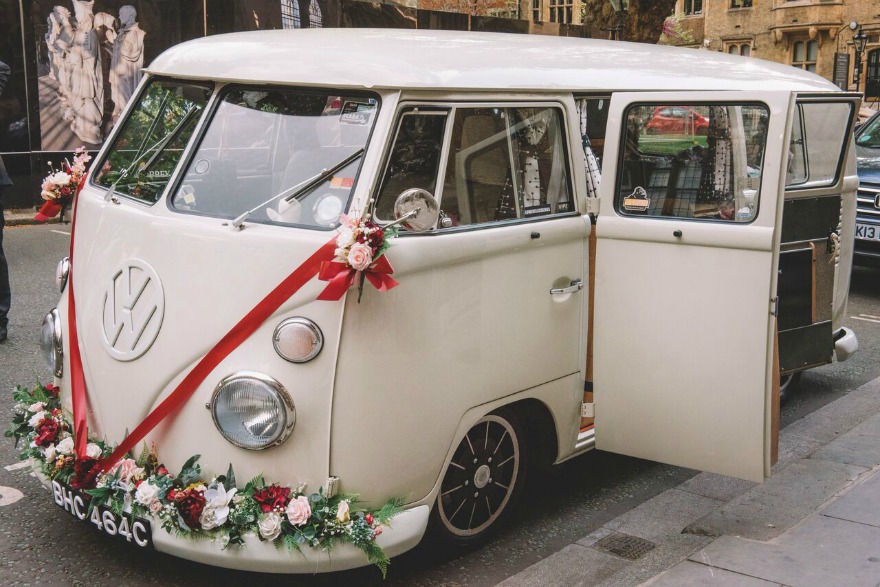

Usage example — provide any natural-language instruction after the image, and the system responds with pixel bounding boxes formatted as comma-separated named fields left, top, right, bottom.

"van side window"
left=617, top=103, right=768, bottom=222
left=440, top=107, right=573, bottom=226
left=374, top=110, right=447, bottom=221
left=785, top=102, right=852, bottom=188
left=374, top=105, right=573, bottom=229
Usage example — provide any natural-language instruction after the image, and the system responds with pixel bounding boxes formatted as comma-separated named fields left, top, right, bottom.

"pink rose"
left=347, top=243, right=373, bottom=272
left=107, top=458, right=144, bottom=484
left=149, top=500, right=163, bottom=514
left=286, top=495, right=311, bottom=526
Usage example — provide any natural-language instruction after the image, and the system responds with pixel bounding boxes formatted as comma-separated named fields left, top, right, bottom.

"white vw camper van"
left=22, top=29, right=860, bottom=574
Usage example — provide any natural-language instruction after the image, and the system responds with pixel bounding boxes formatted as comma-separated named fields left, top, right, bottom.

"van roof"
left=147, top=28, right=839, bottom=93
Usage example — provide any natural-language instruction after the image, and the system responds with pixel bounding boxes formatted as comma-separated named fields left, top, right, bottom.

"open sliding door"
left=593, top=91, right=793, bottom=482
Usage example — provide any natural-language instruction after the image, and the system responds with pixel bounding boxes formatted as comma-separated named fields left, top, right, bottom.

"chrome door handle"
left=550, top=279, right=583, bottom=295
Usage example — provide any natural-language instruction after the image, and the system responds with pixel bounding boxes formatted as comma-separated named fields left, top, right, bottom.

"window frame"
left=614, top=100, right=771, bottom=225
left=791, top=39, right=818, bottom=73
left=684, top=0, right=703, bottom=16
left=372, top=101, right=579, bottom=234
left=785, top=98, right=856, bottom=190
left=729, top=0, right=752, bottom=8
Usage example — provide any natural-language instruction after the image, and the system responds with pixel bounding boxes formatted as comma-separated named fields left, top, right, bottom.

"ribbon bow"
left=317, top=256, right=399, bottom=302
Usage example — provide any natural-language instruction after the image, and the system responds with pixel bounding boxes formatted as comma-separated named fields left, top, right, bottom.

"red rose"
left=34, top=419, right=60, bottom=447
left=44, top=384, right=59, bottom=397
left=178, top=489, right=206, bottom=529
left=365, top=513, right=374, bottom=525
left=71, top=457, right=102, bottom=490
left=157, top=466, right=169, bottom=476
left=253, top=484, right=291, bottom=513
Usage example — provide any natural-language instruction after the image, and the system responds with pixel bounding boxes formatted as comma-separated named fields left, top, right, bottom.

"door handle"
left=550, top=279, right=583, bottom=295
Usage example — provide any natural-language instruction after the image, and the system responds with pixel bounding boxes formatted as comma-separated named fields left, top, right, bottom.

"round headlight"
left=40, top=309, right=63, bottom=378
left=210, top=373, right=295, bottom=450
left=273, top=317, right=323, bottom=363
left=56, top=257, right=70, bottom=293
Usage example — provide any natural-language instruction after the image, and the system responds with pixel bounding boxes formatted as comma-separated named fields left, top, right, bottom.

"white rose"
left=336, top=227, right=355, bottom=248
left=43, top=444, right=57, bottom=461
left=85, top=443, right=103, bottom=459
left=50, top=171, right=71, bottom=185
left=201, top=483, right=236, bottom=528
left=134, top=481, right=160, bottom=506
left=28, top=402, right=45, bottom=413
left=336, top=500, right=350, bottom=523
left=286, top=495, right=311, bottom=526
left=27, top=411, right=46, bottom=427
left=258, top=512, right=283, bottom=541
left=200, top=506, right=220, bottom=530
left=56, top=436, right=75, bottom=455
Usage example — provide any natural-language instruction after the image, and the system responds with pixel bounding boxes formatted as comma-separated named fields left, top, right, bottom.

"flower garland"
left=6, top=382, right=403, bottom=576
left=35, top=147, right=92, bottom=221
left=317, top=211, right=399, bottom=302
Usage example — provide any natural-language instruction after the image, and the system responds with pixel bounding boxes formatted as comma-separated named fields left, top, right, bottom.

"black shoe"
left=0, top=326, right=6, bottom=343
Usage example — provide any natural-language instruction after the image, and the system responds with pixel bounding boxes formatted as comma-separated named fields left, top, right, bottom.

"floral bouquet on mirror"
left=35, top=146, right=92, bottom=221
left=317, top=211, right=400, bottom=303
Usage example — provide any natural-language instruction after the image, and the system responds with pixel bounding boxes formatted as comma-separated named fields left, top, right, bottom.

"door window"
left=617, top=103, right=769, bottom=222
left=375, top=104, right=574, bottom=228
left=786, top=102, right=853, bottom=188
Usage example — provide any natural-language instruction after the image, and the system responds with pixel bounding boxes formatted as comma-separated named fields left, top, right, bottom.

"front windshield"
left=856, top=114, right=880, bottom=149
left=170, top=88, right=378, bottom=229
left=94, top=79, right=212, bottom=203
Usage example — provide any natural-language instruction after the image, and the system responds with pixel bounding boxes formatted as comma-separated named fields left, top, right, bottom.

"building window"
left=730, top=0, right=752, bottom=8
left=792, top=40, right=818, bottom=73
left=549, top=0, right=572, bottom=24
left=533, top=0, right=542, bottom=21
left=684, top=0, right=703, bottom=16
left=727, top=43, right=751, bottom=57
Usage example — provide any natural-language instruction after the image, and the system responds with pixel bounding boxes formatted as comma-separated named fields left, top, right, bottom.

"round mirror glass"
left=393, top=188, right=439, bottom=233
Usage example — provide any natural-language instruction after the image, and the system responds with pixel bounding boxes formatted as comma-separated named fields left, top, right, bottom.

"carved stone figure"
left=67, top=0, right=104, bottom=143
left=109, top=5, right=145, bottom=123
left=47, top=6, right=75, bottom=104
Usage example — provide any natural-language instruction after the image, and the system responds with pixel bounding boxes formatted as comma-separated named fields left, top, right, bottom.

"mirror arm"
left=383, top=208, right=419, bottom=230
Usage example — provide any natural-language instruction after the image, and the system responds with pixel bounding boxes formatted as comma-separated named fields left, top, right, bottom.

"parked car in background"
left=855, top=110, right=880, bottom=266
left=644, top=105, right=709, bottom=135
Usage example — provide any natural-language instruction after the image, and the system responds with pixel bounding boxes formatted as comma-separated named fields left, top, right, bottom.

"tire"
left=779, top=372, right=802, bottom=405
left=429, top=408, right=527, bottom=547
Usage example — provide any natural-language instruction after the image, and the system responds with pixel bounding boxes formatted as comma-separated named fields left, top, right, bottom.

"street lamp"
left=853, top=26, right=868, bottom=90
left=608, top=0, right=628, bottom=41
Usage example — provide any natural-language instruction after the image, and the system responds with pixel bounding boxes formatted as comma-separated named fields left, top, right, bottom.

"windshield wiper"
left=104, top=106, right=199, bottom=202
left=231, top=148, right=365, bottom=230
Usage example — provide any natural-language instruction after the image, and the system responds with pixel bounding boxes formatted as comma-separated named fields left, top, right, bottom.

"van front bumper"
left=152, top=505, right=431, bottom=573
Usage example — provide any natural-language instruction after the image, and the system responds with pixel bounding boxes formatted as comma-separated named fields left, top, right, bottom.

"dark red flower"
left=44, top=384, right=59, bottom=397
left=178, top=489, right=206, bottom=529
left=34, top=419, right=60, bottom=447
left=365, top=513, right=374, bottom=525
left=157, top=465, right=169, bottom=476
left=253, top=484, right=291, bottom=513
left=71, top=457, right=102, bottom=490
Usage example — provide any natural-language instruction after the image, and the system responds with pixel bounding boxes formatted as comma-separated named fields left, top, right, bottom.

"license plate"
left=51, top=480, right=152, bottom=548
left=856, top=223, right=880, bottom=241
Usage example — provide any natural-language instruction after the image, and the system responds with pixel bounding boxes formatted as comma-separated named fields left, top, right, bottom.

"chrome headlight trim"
left=209, top=372, right=295, bottom=451
left=272, top=317, right=324, bottom=363
left=55, top=257, right=70, bottom=293
left=41, top=308, right=64, bottom=378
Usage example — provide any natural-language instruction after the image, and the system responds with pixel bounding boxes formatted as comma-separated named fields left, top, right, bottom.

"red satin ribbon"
left=316, top=256, right=399, bottom=301
left=67, top=177, right=89, bottom=458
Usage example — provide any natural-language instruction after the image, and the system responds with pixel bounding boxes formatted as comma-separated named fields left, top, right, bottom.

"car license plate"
left=856, top=223, right=880, bottom=241
left=51, top=480, right=152, bottom=548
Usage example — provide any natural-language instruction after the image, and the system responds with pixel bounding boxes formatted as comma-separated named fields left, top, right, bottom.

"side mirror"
left=393, top=188, right=439, bottom=233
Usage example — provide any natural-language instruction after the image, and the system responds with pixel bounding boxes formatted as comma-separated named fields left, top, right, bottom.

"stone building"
left=672, top=0, right=879, bottom=101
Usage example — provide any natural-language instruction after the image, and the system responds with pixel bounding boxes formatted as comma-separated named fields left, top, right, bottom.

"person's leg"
left=0, top=190, right=9, bottom=342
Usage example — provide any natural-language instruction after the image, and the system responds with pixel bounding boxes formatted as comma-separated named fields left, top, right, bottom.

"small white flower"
left=56, top=436, right=75, bottom=455
left=27, top=411, right=47, bottom=427
left=258, top=512, right=283, bottom=541
left=336, top=500, right=350, bottom=523
left=85, top=443, right=103, bottom=459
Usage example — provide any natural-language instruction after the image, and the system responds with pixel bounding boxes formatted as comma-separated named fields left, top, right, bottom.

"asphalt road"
left=0, top=223, right=877, bottom=587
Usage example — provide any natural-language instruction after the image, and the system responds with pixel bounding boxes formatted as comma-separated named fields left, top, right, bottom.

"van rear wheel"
left=431, top=409, right=526, bottom=547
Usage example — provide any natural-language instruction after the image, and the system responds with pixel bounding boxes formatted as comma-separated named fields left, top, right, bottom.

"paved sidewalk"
left=499, top=376, right=880, bottom=587
left=4, top=207, right=43, bottom=227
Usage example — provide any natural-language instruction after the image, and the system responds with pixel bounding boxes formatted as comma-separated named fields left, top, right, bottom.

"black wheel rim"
left=438, top=414, right=520, bottom=537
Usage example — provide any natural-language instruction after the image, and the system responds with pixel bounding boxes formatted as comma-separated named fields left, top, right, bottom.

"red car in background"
left=645, top=106, right=709, bottom=135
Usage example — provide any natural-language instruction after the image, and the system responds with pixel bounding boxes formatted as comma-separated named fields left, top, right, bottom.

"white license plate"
left=856, top=223, right=880, bottom=241
left=51, top=480, right=152, bottom=548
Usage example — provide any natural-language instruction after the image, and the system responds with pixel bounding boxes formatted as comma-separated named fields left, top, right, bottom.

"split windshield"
left=95, top=80, right=378, bottom=230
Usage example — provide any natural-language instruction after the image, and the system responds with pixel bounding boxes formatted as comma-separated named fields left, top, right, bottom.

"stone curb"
left=4, top=208, right=50, bottom=227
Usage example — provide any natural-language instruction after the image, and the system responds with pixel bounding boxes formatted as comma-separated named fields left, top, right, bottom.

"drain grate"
left=593, top=532, right=656, bottom=560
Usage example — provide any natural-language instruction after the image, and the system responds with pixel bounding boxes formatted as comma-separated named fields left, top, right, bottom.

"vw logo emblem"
left=101, top=259, right=165, bottom=361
